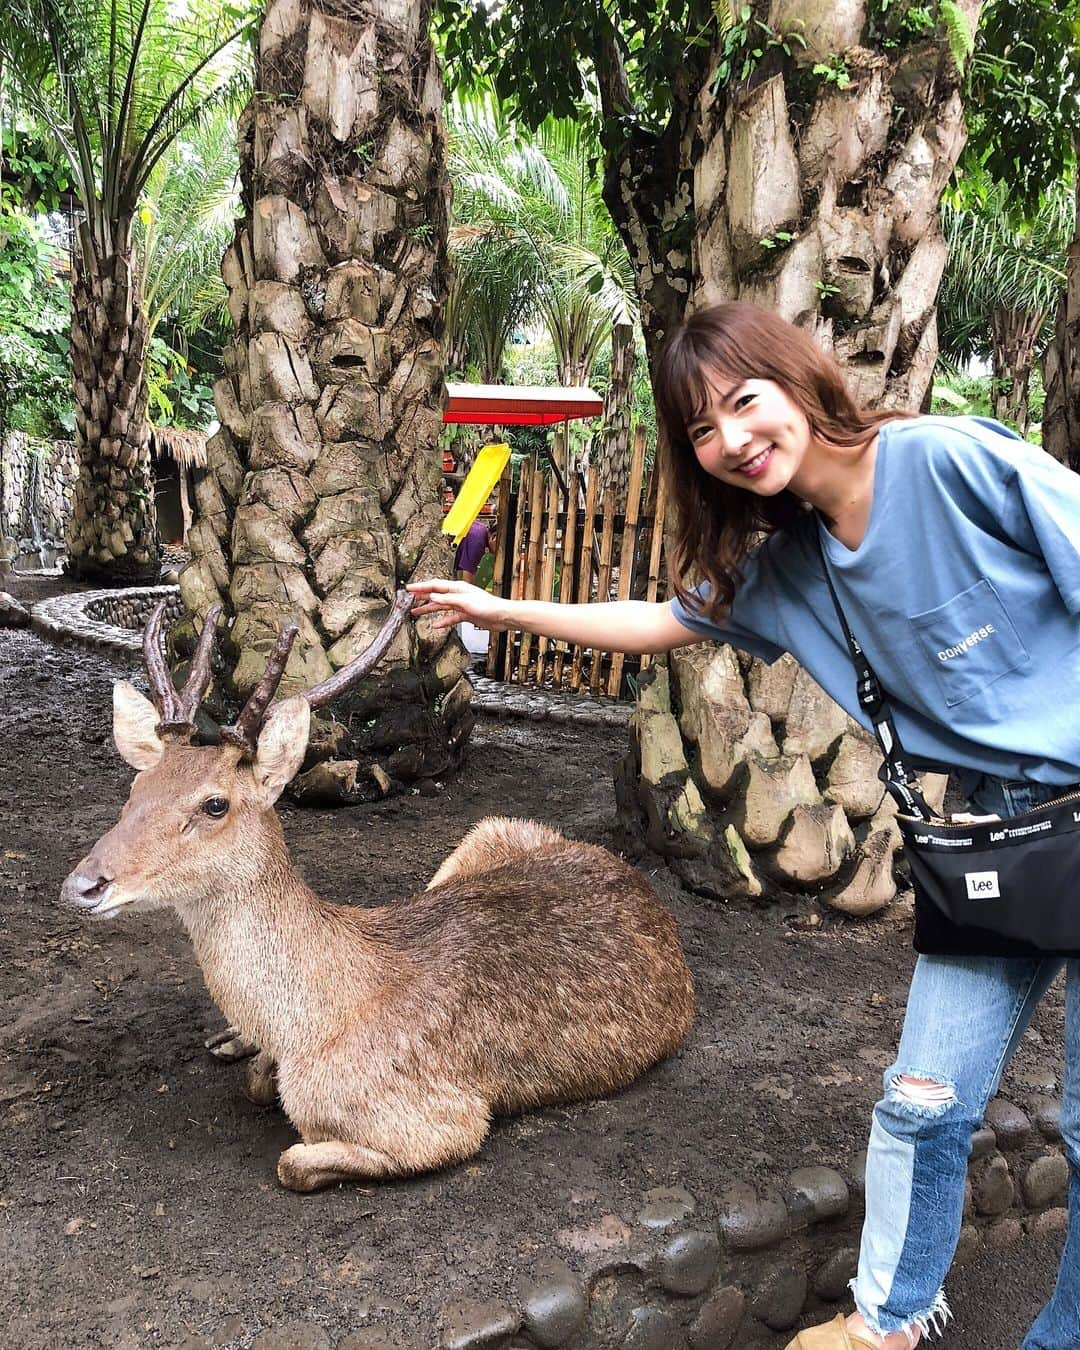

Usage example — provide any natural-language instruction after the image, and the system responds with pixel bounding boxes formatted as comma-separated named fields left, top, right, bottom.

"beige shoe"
left=785, top=1314, right=882, bottom=1349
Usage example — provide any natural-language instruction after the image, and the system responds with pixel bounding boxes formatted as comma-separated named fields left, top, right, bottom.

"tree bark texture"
left=607, top=1, right=982, bottom=910
left=181, top=0, right=470, bottom=799
left=1042, top=140, right=1080, bottom=472
left=64, top=217, right=161, bottom=585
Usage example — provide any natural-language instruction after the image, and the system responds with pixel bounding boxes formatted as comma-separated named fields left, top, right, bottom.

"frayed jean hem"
left=850, top=1281, right=952, bottom=1345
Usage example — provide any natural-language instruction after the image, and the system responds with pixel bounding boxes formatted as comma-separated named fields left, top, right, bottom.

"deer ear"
left=252, top=696, right=310, bottom=805
left=113, top=681, right=165, bottom=770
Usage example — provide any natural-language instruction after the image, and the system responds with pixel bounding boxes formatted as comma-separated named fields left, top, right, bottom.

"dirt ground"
left=0, top=574, right=1065, bottom=1349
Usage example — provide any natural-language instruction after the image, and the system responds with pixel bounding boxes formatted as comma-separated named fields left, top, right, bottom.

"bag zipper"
left=902, top=787, right=1080, bottom=829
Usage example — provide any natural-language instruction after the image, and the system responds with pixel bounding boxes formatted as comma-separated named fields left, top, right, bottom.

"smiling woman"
left=409, top=300, right=1080, bottom=1350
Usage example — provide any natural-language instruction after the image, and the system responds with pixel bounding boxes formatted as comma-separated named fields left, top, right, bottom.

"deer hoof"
left=277, top=1144, right=332, bottom=1193
left=242, top=1052, right=278, bottom=1106
left=204, top=1026, right=258, bottom=1061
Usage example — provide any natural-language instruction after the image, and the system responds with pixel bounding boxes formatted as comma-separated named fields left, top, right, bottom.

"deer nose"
left=60, top=868, right=113, bottom=912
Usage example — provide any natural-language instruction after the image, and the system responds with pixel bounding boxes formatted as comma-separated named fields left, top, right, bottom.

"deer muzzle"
left=60, top=855, right=121, bottom=918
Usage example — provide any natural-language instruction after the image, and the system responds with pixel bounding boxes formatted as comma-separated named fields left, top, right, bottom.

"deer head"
left=60, top=592, right=414, bottom=920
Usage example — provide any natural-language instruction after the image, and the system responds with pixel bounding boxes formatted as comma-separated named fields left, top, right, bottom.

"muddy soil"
left=0, top=574, right=1065, bottom=1349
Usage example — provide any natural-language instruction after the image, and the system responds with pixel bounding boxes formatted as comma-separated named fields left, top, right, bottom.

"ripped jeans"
left=853, top=775, right=1080, bottom=1347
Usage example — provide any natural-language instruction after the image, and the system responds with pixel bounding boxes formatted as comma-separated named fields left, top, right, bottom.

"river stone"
left=656, top=1230, right=721, bottom=1297
left=973, top=1156, right=1015, bottom=1216
left=813, top=1247, right=858, bottom=1301
left=252, top=1324, right=331, bottom=1350
left=1033, top=1207, right=1069, bottom=1240
left=637, top=1186, right=696, bottom=1229
left=786, top=1166, right=850, bottom=1224
left=0, top=592, right=30, bottom=627
left=986, top=1217, right=1024, bottom=1249
left=520, top=1258, right=588, bottom=1348
left=970, top=1125, right=996, bottom=1158
left=1030, top=1096, right=1063, bottom=1141
left=717, top=1181, right=789, bottom=1250
left=688, top=1285, right=745, bottom=1350
left=983, top=1098, right=1032, bottom=1149
left=621, top=1305, right=687, bottom=1350
left=751, top=1266, right=808, bottom=1331
left=439, top=1299, right=520, bottom=1349
left=1023, top=1154, right=1071, bottom=1209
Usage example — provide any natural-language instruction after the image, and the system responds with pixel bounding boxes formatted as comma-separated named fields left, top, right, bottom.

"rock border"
left=31, top=585, right=183, bottom=653
left=237, top=1092, right=1068, bottom=1348
left=400, top=1096, right=1068, bottom=1349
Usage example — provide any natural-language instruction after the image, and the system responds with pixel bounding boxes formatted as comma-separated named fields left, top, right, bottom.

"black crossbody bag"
left=818, top=537, right=1080, bottom=958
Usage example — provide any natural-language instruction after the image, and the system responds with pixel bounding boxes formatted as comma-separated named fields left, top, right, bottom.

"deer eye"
left=202, top=796, right=230, bottom=819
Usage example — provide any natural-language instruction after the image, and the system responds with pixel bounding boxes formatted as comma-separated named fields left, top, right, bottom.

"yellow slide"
left=442, top=442, right=511, bottom=545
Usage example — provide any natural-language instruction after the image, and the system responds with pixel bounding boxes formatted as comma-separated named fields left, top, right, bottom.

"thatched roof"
left=151, top=426, right=208, bottom=469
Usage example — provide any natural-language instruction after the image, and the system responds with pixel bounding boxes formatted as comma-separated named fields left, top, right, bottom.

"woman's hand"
left=407, top=578, right=515, bottom=633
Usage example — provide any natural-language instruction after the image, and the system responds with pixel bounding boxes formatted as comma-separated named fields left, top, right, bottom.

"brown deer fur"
left=61, top=688, right=694, bottom=1192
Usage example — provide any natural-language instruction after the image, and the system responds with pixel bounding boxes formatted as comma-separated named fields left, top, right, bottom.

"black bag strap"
left=816, top=529, right=934, bottom=822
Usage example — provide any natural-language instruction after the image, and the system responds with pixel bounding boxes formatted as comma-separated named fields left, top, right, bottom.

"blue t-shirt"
left=669, top=416, right=1080, bottom=786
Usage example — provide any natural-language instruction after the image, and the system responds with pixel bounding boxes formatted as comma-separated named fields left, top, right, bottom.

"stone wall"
left=0, top=432, right=77, bottom=551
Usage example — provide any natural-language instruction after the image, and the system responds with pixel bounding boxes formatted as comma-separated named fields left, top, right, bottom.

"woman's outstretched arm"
left=407, top=579, right=702, bottom=656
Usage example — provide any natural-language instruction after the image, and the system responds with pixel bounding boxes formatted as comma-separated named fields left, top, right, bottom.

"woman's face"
left=685, top=377, right=812, bottom=496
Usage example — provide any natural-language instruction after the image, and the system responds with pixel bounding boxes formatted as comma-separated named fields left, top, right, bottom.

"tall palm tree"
left=136, top=102, right=238, bottom=353
left=181, top=0, right=470, bottom=800
left=939, top=175, right=1073, bottom=433
left=0, top=0, right=248, bottom=583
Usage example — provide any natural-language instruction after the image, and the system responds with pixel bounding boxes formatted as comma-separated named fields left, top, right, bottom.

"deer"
left=60, top=594, right=695, bottom=1192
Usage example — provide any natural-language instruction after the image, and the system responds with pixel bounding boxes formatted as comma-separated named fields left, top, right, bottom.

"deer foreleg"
left=277, top=1140, right=401, bottom=1191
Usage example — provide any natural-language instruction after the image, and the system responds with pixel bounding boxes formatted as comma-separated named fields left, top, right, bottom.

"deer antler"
left=218, top=590, right=415, bottom=754
left=143, top=602, right=222, bottom=739
left=303, top=589, right=414, bottom=711
left=219, top=622, right=300, bottom=751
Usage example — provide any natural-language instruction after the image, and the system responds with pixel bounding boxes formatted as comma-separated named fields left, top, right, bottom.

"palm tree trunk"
left=598, top=321, right=635, bottom=497
left=65, top=217, right=160, bottom=584
left=599, top=2, right=982, bottom=908
left=990, top=306, right=1042, bottom=434
left=181, top=0, right=470, bottom=799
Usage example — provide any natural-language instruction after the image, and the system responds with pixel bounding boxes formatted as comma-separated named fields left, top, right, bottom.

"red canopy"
left=443, top=382, right=603, bottom=426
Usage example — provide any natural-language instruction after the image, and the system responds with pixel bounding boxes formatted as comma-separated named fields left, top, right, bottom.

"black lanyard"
left=816, top=528, right=933, bottom=822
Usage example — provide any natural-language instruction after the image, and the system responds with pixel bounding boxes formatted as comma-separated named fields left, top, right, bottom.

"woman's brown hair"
left=653, top=302, right=908, bottom=622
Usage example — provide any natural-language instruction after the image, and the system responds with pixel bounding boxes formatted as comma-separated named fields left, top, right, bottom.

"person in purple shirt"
left=453, top=519, right=497, bottom=583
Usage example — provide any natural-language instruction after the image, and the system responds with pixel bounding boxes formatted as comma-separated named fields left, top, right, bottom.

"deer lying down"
left=60, top=594, right=694, bottom=1192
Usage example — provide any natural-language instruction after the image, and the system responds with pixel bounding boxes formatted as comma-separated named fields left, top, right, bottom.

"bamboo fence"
left=484, top=426, right=668, bottom=698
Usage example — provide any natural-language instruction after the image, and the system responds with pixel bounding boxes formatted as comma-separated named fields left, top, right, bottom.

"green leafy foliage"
left=939, top=170, right=1072, bottom=367
left=145, top=335, right=215, bottom=428
left=811, top=54, right=852, bottom=90
left=436, top=0, right=720, bottom=133
left=0, top=206, right=72, bottom=436
left=0, top=0, right=253, bottom=256
left=965, top=0, right=1080, bottom=214
left=448, top=94, right=638, bottom=386
left=0, top=126, right=71, bottom=213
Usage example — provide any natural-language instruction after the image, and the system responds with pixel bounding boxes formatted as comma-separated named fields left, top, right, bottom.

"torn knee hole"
left=889, top=1074, right=957, bottom=1107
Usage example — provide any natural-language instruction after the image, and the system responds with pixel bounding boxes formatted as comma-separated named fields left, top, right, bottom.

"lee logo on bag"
left=965, top=871, right=1001, bottom=900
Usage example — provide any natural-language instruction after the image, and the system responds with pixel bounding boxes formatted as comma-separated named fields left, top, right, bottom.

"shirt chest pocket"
left=909, top=579, right=1029, bottom=707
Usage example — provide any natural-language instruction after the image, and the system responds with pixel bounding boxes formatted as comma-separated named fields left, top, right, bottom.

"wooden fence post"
left=606, top=425, right=648, bottom=697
